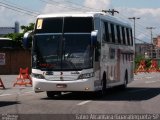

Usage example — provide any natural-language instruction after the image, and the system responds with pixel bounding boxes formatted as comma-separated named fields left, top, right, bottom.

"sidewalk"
left=0, top=75, right=33, bottom=96
left=134, top=72, right=160, bottom=80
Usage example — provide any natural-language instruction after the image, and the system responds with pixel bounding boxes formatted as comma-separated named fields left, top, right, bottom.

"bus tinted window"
left=35, top=17, right=93, bottom=33
left=104, top=22, right=110, bottom=42
left=111, top=23, right=115, bottom=43
left=64, top=17, right=93, bottom=33
left=116, top=25, right=121, bottom=44
left=130, top=29, right=133, bottom=45
left=35, top=18, right=63, bottom=33
left=122, top=27, right=126, bottom=45
left=126, top=28, right=130, bottom=45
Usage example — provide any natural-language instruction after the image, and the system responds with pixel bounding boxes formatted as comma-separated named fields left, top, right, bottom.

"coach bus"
left=23, top=12, right=134, bottom=98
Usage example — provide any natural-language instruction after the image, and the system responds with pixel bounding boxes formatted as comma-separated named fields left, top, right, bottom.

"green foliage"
left=134, top=54, right=152, bottom=69
left=145, top=58, right=151, bottom=68
left=21, top=23, right=35, bottom=34
left=4, top=23, right=35, bottom=48
left=134, top=55, right=145, bottom=69
left=5, top=33, right=23, bottom=47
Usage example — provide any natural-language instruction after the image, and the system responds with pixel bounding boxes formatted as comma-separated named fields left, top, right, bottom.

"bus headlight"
left=32, top=73, right=45, bottom=79
left=78, top=72, right=94, bottom=79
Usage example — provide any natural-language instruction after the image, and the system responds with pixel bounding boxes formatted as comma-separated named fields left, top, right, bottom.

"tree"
left=4, top=23, right=35, bottom=48
left=21, top=23, right=35, bottom=34
left=134, top=54, right=151, bottom=70
left=5, top=33, right=23, bottom=48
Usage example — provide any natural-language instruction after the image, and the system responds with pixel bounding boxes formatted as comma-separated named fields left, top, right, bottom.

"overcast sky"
left=0, top=0, right=160, bottom=43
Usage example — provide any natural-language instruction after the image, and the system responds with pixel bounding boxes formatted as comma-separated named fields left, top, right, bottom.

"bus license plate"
left=56, top=84, right=67, bottom=88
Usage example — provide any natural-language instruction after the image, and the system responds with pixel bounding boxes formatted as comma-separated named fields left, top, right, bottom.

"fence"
left=0, top=49, right=31, bottom=74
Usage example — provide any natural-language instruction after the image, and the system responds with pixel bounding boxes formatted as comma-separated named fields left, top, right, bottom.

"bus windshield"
left=33, top=34, right=93, bottom=71
left=35, top=17, right=93, bottom=33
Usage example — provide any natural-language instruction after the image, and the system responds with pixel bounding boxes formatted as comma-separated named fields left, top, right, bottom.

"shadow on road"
left=102, top=87, right=160, bottom=101
left=0, top=101, right=20, bottom=107
left=41, top=87, right=160, bottom=101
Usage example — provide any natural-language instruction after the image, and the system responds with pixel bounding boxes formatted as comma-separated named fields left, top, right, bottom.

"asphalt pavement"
left=0, top=73, right=160, bottom=120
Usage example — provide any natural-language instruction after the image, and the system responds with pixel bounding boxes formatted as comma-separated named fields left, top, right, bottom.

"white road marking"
left=145, top=81, right=156, bottom=84
left=77, top=100, right=92, bottom=106
left=0, top=94, right=11, bottom=97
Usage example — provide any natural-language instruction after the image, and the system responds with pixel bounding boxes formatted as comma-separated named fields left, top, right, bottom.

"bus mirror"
left=23, top=31, right=33, bottom=49
left=91, top=30, right=98, bottom=46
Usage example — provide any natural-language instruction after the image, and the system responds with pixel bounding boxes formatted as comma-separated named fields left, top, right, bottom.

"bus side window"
left=116, top=25, right=121, bottom=44
left=102, top=22, right=106, bottom=42
left=114, top=25, right=118, bottom=44
left=126, top=28, right=130, bottom=45
left=122, top=27, right=126, bottom=45
left=104, top=22, right=110, bottom=42
left=130, top=29, right=133, bottom=46
left=110, top=23, right=115, bottom=43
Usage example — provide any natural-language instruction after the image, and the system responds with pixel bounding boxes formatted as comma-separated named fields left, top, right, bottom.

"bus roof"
left=37, top=12, right=131, bottom=28
left=37, top=12, right=102, bottom=18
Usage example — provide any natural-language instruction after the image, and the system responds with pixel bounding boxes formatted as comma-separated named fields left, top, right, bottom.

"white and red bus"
left=24, top=12, right=134, bottom=98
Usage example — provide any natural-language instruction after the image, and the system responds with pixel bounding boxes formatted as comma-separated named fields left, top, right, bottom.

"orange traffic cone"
left=148, top=59, right=158, bottom=72
left=13, top=67, right=32, bottom=87
left=136, top=60, right=146, bottom=73
left=0, top=77, right=5, bottom=89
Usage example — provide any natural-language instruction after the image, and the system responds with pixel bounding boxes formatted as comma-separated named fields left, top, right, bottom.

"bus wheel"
left=120, top=72, right=128, bottom=90
left=102, top=73, right=107, bottom=93
left=46, top=91, right=61, bottom=98
left=95, top=73, right=106, bottom=97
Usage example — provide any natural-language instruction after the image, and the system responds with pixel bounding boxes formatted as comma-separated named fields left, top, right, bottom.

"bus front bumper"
left=33, top=78, right=96, bottom=92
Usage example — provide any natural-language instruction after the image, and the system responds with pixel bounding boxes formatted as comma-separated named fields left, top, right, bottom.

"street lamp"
left=128, top=17, right=140, bottom=42
left=128, top=17, right=140, bottom=57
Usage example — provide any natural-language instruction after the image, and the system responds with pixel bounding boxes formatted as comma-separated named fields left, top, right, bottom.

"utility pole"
left=128, top=17, right=140, bottom=57
left=146, top=27, right=156, bottom=44
left=146, top=27, right=156, bottom=59
left=128, top=17, right=140, bottom=42
left=102, top=9, right=119, bottom=16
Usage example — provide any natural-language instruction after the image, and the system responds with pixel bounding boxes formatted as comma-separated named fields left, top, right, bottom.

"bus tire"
left=95, top=73, right=107, bottom=97
left=120, top=71, right=128, bottom=89
left=102, top=73, right=107, bottom=93
left=46, top=91, right=61, bottom=98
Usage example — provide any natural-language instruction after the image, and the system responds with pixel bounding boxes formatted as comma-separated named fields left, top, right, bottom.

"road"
left=0, top=73, right=160, bottom=120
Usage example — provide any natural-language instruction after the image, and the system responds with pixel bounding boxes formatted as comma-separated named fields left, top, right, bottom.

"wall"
left=0, top=49, right=31, bottom=74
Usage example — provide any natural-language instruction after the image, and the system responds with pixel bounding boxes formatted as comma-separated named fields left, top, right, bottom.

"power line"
left=3, top=0, right=40, bottom=14
left=39, top=0, right=87, bottom=12
left=63, top=0, right=99, bottom=11
left=135, top=38, right=150, bottom=44
left=0, top=4, right=37, bottom=17
left=0, top=1, right=39, bottom=17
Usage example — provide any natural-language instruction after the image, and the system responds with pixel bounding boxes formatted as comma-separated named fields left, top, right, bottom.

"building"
left=153, top=36, right=160, bottom=48
left=0, top=22, right=19, bottom=36
left=135, top=36, right=160, bottom=59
